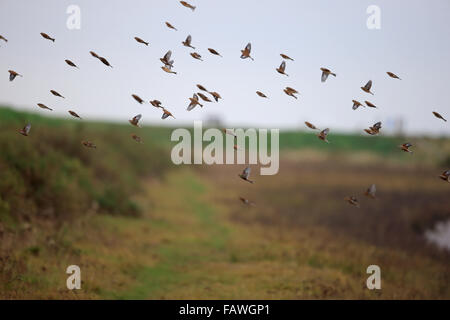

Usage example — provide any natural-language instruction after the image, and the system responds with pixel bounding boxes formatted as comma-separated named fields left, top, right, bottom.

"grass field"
left=0, top=107, right=449, bottom=299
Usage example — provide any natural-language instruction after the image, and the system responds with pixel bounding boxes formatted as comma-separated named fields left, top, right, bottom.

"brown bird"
left=65, top=59, right=79, bottom=69
left=40, top=32, right=55, bottom=42
left=131, top=94, right=144, bottom=104
left=364, top=184, right=377, bottom=199
left=150, top=100, right=163, bottom=108
left=361, top=80, right=374, bottom=95
left=196, top=84, right=208, bottom=92
left=131, top=134, right=143, bottom=143
left=439, top=170, right=450, bottom=182
left=364, top=121, right=382, bottom=135
left=161, top=66, right=177, bottom=74
left=50, top=90, right=65, bottom=98
left=8, top=70, right=22, bottom=81
left=305, top=121, right=318, bottom=130
left=68, top=110, right=82, bottom=119
left=98, top=56, right=113, bottom=68
left=276, top=61, right=288, bottom=76
left=18, top=123, right=31, bottom=136
left=256, top=91, right=268, bottom=98
left=280, top=53, right=294, bottom=61
left=208, top=48, right=222, bottom=57
left=165, top=22, right=177, bottom=31
left=209, top=91, right=222, bottom=102
left=161, top=108, right=176, bottom=119
left=89, top=51, right=100, bottom=59
left=180, top=1, right=196, bottom=11
left=240, top=43, right=254, bottom=60
left=284, top=87, right=299, bottom=99
left=239, top=197, right=256, bottom=207
left=182, top=35, right=195, bottom=49
left=352, top=100, right=364, bottom=110
left=344, top=196, right=360, bottom=208
left=197, top=92, right=212, bottom=102
left=399, top=143, right=413, bottom=153
left=129, top=114, right=142, bottom=127
left=432, top=111, right=447, bottom=122
left=187, top=93, right=203, bottom=111
left=37, top=103, right=53, bottom=111
left=387, top=72, right=401, bottom=80
left=320, top=67, right=336, bottom=82
left=160, top=50, right=174, bottom=68
left=0, top=35, right=7, bottom=42
left=190, top=52, right=203, bottom=61
left=134, top=36, right=149, bottom=46
left=317, top=128, right=330, bottom=143
left=82, top=141, right=96, bottom=149
left=238, top=166, right=254, bottom=184
left=365, top=100, right=377, bottom=109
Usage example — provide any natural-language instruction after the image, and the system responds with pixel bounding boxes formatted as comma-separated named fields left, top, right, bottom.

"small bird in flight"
left=209, top=91, right=222, bottom=102
left=317, top=128, right=330, bottom=143
left=50, top=90, right=65, bottom=98
left=150, top=100, right=163, bottom=108
left=197, top=92, right=212, bottom=102
left=240, top=43, right=254, bottom=60
left=238, top=166, right=254, bottom=184
left=180, top=1, right=196, bottom=11
left=399, top=143, right=413, bottom=153
left=8, top=70, right=22, bottom=81
left=284, top=87, right=299, bottom=99
left=364, top=184, right=377, bottom=199
left=386, top=72, right=401, bottom=80
left=344, top=196, right=360, bottom=208
left=432, top=111, right=447, bottom=122
left=40, top=32, right=55, bottom=42
left=160, top=50, right=174, bottom=68
left=65, top=59, right=79, bottom=69
left=320, top=68, right=336, bottom=83
left=197, top=84, right=208, bottom=92
left=276, top=61, right=288, bottom=76
left=161, top=66, right=177, bottom=74
left=68, top=110, right=82, bottom=119
left=256, top=91, right=268, bottom=98
left=239, top=197, right=256, bottom=206
left=161, top=108, right=176, bottom=119
left=165, top=22, right=177, bottom=31
left=98, top=56, right=113, bottom=68
left=19, top=123, right=31, bottom=136
left=134, top=37, right=149, bottom=46
left=439, top=170, right=450, bottom=182
left=182, top=35, right=195, bottom=49
left=129, top=114, right=142, bottom=127
left=90, top=51, right=100, bottom=59
left=190, top=52, right=203, bottom=61
left=0, top=35, right=7, bottom=42
left=37, top=103, right=53, bottom=111
left=364, top=121, right=382, bottom=135
left=280, top=53, right=294, bottom=61
left=131, top=134, right=143, bottom=143
left=365, top=101, right=377, bottom=109
left=82, top=141, right=96, bottom=149
left=361, top=80, right=374, bottom=95
left=132, top=94, right=145, bottom=104
left=208, top=48, right=222, bottom=57
left=305, top=121, right=318, bottom=130
left=187, top=93, right=203, bottom=111
left=352, top=100, right=364, bottom=110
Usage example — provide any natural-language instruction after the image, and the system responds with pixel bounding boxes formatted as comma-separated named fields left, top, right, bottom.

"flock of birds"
left=2, top=1, right=449, bottom=210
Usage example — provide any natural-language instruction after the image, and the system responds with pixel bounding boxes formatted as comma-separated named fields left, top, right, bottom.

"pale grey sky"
left=1, top=0, right=449, bottom=136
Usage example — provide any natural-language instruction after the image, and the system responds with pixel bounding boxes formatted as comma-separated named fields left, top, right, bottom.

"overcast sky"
left=1, top=0, right=449, bottom=136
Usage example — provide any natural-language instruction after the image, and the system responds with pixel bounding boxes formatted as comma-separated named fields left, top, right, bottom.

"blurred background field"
left=0, top=106, right=449, bottom=299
